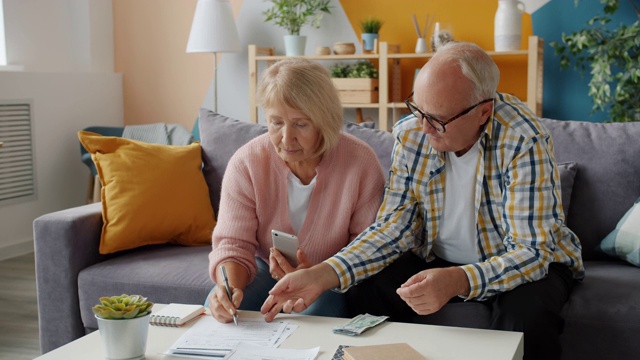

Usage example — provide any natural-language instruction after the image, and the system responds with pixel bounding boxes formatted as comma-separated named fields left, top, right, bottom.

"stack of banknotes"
left=332, top=313, right=389, bottom=336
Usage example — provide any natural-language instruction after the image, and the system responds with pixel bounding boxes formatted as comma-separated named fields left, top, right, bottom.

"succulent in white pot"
left=93, top=294, right=154, bottom=360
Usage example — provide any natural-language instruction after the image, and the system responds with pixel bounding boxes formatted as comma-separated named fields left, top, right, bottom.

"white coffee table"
left=35, top=307, right=523, bottom=360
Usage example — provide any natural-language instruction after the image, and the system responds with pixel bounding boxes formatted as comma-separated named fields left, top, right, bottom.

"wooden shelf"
left=248, top=37, right=543, bottom=131
left=256, top=54, right=380, bottom=61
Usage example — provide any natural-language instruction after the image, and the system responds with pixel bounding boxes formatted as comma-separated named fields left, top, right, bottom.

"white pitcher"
left=494, top=0, right=525, bottom=51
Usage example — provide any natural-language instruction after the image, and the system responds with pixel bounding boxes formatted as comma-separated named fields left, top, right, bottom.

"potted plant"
left=330, top=61, right=379, bottom=103
left=263, top=0, right=332, bottom=56
left=93, top=294, right=154, bottom=360
left=359, top=16, right=384, bottom=52
left=550, top=0, right=640, bottom=122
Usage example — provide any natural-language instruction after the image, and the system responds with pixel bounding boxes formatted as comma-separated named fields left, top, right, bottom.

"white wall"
left=0, top=0, right=122, bottom=260
left=210, top=0, right=366, bottom=124
left=3, top=0, right=114, bottom=72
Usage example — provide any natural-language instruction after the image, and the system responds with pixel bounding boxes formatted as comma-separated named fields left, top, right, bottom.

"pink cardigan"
left=209, top=132, right=385, bottom=284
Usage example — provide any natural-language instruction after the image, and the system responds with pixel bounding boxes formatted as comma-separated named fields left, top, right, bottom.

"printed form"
left=165, top=316, right=317, bottom=359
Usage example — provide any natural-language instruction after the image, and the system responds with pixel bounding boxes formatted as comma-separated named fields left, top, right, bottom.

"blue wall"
left=533, top=0, right=638, bottom=122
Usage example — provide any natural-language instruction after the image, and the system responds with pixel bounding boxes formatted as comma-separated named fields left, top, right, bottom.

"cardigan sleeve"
left=208, top=150, right=262, bottom=285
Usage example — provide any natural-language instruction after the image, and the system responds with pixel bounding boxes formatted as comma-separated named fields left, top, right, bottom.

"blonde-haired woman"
left=206, top=58, right=385, bottom=323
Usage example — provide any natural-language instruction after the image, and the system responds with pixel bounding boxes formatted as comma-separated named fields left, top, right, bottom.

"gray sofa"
left=34, top=109, right=640, bottom=359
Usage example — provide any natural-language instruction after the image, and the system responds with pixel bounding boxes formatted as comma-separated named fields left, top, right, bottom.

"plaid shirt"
left=326, top=93, right=584, bottom=301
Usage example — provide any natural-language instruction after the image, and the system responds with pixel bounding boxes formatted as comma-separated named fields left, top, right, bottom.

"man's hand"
left=396, top=267, right=470, bottom=315
left=269, top=248, right=312, bottom=281
left=261, top=263, right=339, bottom=322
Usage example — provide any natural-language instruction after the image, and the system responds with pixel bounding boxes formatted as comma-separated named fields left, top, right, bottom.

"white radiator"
left=0, top=100, right=36, bottom=204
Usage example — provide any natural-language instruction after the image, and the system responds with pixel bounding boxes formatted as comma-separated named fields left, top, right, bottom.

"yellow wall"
left=114, top=0, right=229, bottom=129
left=113, top=1, right=532, bottom=128
left=340, top=0, right=533, bottom=101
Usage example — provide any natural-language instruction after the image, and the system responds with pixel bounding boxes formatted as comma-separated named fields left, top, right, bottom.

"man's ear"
left=478, top=101, right=494, bottom=125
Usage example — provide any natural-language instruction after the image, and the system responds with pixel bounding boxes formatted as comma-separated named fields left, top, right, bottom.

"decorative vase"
left=96, top=314, right=150, bottom=360
left=494, top=0, right=525, bottom=51
left=361, top=33, right=379, bottom=52
left=284, top=35, right=306, bottom=56
left=415, top=37, right=427, bottom=53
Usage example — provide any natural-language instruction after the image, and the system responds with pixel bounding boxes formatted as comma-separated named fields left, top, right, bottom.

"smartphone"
left=271, top=230, right=299, bottom=266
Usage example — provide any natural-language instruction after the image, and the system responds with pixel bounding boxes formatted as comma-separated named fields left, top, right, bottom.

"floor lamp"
left=186, top=0, right=240, bottom=113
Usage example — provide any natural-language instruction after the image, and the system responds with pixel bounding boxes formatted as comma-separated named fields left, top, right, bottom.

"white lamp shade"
left=186, top=0, right=240, bottom=53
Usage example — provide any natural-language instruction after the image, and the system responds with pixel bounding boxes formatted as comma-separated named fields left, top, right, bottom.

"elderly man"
left=260, top=41, right=584, bottom=359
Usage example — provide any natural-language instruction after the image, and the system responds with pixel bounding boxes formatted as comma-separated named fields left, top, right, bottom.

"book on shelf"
left=149, top=303, right=205, bottom=327
left=342, top=342, right=426, bottom=360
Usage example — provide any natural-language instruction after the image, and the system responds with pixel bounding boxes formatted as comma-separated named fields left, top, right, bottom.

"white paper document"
left=274, top=323, right=298, bottom=347
left=226, top=343, right=319, bottom=360
left=166, top=316, right=290, bottom=358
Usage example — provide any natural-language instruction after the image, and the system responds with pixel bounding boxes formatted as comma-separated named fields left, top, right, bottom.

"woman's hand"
left=269, top=248, right=312, bottom=281
left=207, top=284, right=243, bottom=323
left=208, top=262, right=248, bottom=323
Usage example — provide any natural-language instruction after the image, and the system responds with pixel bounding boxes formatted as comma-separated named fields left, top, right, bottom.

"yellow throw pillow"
left=78, top=131, right=216, bottom=254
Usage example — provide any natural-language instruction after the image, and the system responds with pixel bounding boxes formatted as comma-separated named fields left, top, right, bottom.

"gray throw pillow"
left=198, top=109, right=267, bottom=215
left=557, top=161, right=578, bottom=219
left=539, top=118, right=640, bottom=260
left=198, top=110, right=397, bottom=213
left=343, top=122, right=395, bottom=174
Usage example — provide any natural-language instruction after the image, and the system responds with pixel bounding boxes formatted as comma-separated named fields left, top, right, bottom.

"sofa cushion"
left=78, top=245, right=213, bottom=331
left=78, top=131, right=216, bottom=254
left=560, top=260, right=640, bottom=360
left=558, top=162, right=577, bottom=219
left=598, top=197, right=640, bottom=266
left=199, top=110, right=269, bottom=215
left=539, top=118, right=640, bottom=260
left=343, top=121, right=395, bottom=173
left=199, top=109, right=396, bottom=215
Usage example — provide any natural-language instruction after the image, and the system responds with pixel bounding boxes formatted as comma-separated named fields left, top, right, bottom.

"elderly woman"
left=206, top=58, right=385, bottom=323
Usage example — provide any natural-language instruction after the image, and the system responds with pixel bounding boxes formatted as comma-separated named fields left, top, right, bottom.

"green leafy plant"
left=360, top=16, right=384, bottom=34
left=263, top=0, right=332, bottom=36
left=92, top=294, right=154, bottom=320
left=550, top=0, right=640, bottom=122
left=329, top=61, right=378, bottom=79
left=329, top=63, right=350, bottom=78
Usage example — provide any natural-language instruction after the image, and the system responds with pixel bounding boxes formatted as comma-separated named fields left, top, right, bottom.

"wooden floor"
left=0, top=252, right=41, bottom=360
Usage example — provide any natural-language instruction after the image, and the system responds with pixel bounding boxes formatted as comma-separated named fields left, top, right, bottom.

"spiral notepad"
left=149, top=303, right=205, bottom=327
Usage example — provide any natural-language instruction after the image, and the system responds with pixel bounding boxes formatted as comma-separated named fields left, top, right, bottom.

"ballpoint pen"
left=220, top=265, right=238, bottom=326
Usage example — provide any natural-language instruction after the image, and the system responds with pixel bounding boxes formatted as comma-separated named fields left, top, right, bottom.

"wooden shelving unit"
left=248, top=36, right=543, bottom=131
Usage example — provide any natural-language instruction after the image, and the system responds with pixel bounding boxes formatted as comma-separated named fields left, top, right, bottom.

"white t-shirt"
left=287, top=171, right=317, bottom=234
left=433, top=142, right=480, bottom=264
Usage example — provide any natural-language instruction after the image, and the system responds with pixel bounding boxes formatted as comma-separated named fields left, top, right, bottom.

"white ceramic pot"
left=284, top=35, right=307, bottom=56
left=415, top=37, right=427, bottom=53
left=494, top=0, right=525, bottom=51
left=96, top=314, right=150, bottom=360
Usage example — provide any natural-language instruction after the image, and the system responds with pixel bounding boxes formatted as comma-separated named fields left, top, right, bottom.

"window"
left=0, top=0, right=6, bottom=66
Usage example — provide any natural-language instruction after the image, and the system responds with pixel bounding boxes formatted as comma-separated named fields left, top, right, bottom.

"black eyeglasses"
left=404, top=91, right=493, bottom=133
